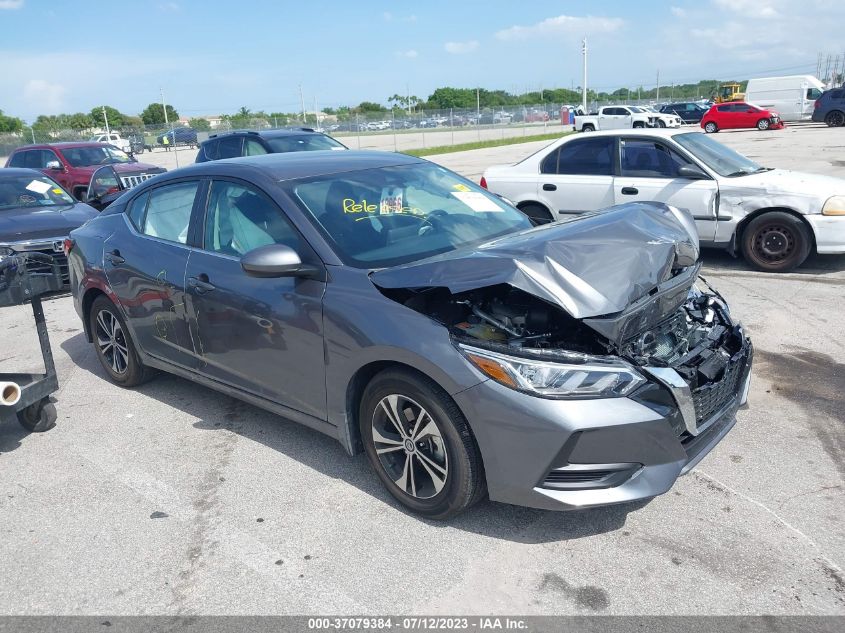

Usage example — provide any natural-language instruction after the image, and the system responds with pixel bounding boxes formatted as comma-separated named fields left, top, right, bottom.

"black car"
left=0, top=169, right=98, bottom=281
left=195, top=128, right=347, bottom=163
left=811, top=88, right=845, bottom=127
left=157, top=127, right=198, bottom=147
left=659, top=102, right=708, bottom=124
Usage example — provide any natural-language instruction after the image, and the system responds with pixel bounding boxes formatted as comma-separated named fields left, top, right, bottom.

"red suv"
left=700, top=102, right=784, bottom=133
left=4, top=142, right=165, bottom=201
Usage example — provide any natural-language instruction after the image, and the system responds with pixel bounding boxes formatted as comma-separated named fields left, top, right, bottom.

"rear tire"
left=757, top=118, right=770, bottom=130
left=359, top=368, right=486, bottom=520
left=519, top=203, right=554, bottom=226
left=633, top=122, right=645, bottom=128
left=740, top=211, right=812, bottom=272
left=704, top=121, right=718, bottom=133
left=89, top=295, right=156, bottom=387
left=825, top=110, right=845, bottom=127
left=581, top=124, right=594, bottom=132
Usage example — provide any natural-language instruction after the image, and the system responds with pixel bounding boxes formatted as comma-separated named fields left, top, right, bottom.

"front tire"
left=359, top=369, right=486, bottom=519
left=825, top=110, right=845, bottom=127
left=89, top=296, right=155, bottom=387
left=740, top=212, right=812, bottom=272
left=704, top=121, right=718, bottom=133
left=657, top=120, right=666, bottom=128
left=757, top=118, right=770, bottom=130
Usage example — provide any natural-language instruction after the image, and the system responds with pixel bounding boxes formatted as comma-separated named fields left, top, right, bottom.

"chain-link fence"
left=1, top=98, right=707, bottom=160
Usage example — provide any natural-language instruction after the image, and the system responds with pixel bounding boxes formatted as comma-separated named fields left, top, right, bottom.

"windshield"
left=674, top=132, right=764, bottom=177
left=628, top=106, right=644, bottom=112
left=63, top=145, right=132, bottom=167
left=0, top=175, right=75, bottom=209
left=266, top=135, right=345, bottom=153
left=289, top=162, right=532, bottom=268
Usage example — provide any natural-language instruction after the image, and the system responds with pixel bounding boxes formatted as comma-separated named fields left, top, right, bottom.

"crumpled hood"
left=371, top=202, right=699, bottom=321
left=725, top=169, right=845, bottom=201
left=0, top=203, right=98, bottom=242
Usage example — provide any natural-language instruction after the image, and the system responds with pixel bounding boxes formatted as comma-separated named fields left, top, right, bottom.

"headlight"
left=822, top=195, right=845, bottom=216
left=458, top=344, right=646, bottom=399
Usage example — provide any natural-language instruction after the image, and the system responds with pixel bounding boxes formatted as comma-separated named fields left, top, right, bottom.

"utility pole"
left=581, top=38, right=588, bottom=112
left=102, top=106, right=110, bottom=135
left=314, top=96, right=319, bottom=129
left=299, top=84, right=306, bottom=124
left=407, top=84, right=411, bottom=114
left=161, top=87, right=178, bottom=168
left=655, top=69, right=660, bottom=103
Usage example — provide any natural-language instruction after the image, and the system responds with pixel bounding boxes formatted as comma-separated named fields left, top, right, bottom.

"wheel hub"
left=755, top=225, right=794, bottom=261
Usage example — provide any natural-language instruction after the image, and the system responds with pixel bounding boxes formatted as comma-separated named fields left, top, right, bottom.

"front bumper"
left=0, top=237, right=69, bottom=282
left=806, top=214, right=845, bottom=254
left=455, top=340, right=752, bottom=511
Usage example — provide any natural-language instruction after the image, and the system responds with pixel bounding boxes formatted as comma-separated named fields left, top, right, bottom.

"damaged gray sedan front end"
left=371, top=202, right=752, bottom=510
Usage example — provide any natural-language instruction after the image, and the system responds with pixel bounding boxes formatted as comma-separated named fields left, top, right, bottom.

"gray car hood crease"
left=371, top=202, right=700, bottom=322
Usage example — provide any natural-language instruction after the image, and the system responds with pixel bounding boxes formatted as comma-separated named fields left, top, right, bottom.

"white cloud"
left=444, top=40, right=479, bottom=54
left=396, top=50, right=418, bottom=59
left=383, top=11, right=415, bottom=22
left=495, top=14, right=623, bottom=40
left=0, top=0, right=24, bottom=9
left=713, top=0, right=778, bottom=18
left=670, top=6, right=686, bottom=17
left=23, top=79, right=66, bottom=113
left=383, top=11, right=392, bottom=21
left=158, top=2, right=180, bottom=11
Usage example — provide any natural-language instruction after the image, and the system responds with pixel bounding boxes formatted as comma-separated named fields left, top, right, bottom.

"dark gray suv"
left=812, top=88, right=845, bottom=127
left=67, top=151, right=752, bottom=519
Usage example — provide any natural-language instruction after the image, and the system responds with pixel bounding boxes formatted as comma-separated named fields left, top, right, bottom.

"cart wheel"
left=17, top=398, right=57, bottom=432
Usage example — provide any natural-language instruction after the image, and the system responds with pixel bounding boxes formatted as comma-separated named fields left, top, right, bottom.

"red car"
left=4, top=142, right=165, bottom=202
left=700, top=102, right=784, bottom=133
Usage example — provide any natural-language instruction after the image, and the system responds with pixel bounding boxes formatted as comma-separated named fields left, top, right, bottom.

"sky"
left=1, top=0, right=844, bottom=121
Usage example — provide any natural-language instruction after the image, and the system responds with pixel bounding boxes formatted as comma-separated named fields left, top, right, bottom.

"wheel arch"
left=81, top=287, right=107, bottom=343
left=342, top=360, right=480, bottom=460
left=733, top=207, right=817, bottom=254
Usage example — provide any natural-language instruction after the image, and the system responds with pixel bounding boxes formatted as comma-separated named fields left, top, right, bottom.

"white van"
left=744, top=75, right=826, bottom=121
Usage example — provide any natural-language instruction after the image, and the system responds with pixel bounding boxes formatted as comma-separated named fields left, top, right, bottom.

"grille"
left=25, top=251, right=68, bottom=282
left=120, top=173, right=158, bottom=189
left=691, top=347, right=748, bottom=423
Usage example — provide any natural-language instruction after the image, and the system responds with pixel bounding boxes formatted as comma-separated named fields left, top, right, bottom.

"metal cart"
left=0, top=252, right=63, bottom=432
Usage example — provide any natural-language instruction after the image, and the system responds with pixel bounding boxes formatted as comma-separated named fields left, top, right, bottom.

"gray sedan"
left=67, top=151, right=751, bottom=519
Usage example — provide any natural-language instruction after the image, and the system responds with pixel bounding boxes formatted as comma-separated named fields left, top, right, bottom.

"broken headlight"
left=458, top=344, right=646, bottom=399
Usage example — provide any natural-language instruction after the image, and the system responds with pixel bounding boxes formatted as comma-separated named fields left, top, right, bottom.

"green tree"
left=189, top=117, right=211, bottom=131
left=356, top=101, right=386, bottom=112
left=140, top=102, right=179, bottom=125
left=0, top=110, right=25, bottom=133
left=90, top=105, right=124, bottom=127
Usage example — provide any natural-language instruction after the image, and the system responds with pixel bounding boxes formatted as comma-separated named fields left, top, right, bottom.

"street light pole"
left=102, top=106, right=110, bottom=136
left=582, top=38, right=588, bottom=112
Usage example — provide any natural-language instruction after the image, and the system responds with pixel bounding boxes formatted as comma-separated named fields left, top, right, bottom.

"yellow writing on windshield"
left=343, top=198, right=423, bottom=215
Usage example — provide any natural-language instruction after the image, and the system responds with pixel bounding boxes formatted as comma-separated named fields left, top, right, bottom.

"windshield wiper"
left=725, top=170, right=751, bottom=177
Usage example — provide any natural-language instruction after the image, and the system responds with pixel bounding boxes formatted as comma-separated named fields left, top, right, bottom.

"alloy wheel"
left=371, top=394, right=449, bottom=500
left=826, top=111, right=844, bottom=127
left=95, top=309, right=129, bottom=375
left=758, top=119, right=770, bottom=130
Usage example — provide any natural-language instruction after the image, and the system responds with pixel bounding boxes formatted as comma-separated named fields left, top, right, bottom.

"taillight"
left=480, top=176, right=488, bottom=189
left=815, top=100, right=821, bottom=109
left=63, top=238, right=74, bottom=257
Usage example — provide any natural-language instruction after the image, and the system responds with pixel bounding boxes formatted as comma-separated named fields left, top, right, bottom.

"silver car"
left=68, top=151, right=752, bottom=519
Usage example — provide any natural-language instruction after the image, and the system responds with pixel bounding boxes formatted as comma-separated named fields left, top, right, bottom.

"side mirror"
left=241, top=244, right=321, bottom=279
left=677, top=164, right=709, bottom=180
left=45, top=160, right=62, bottom=170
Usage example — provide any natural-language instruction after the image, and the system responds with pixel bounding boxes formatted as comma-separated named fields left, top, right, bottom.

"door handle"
left=105, top=249, right=125, bottom=265
left=620, top=187, right=639, bottom=195
left=542, top=183, right=557, bottom=191
left=188, top=275, right=216, bottom=293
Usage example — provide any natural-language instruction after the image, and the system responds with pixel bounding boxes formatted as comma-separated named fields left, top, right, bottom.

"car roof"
left=565, top=128, right=697, bottom=140
left=157, top=150, right=425, bottom=182
left=11, top=141, right=113, bottom=151
left=0, top=168, right=50, bottom=179
left=206, top=128, right=321, bottom=141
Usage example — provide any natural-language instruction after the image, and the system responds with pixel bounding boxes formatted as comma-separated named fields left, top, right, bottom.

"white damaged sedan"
left=481, top=128, right=845, bottom=272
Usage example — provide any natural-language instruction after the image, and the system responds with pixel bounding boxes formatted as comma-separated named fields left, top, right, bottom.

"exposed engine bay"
left=384, top=279, right=746, bottom=392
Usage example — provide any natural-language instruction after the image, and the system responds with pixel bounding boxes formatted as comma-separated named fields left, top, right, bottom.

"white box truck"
left=744, top=75, right=825, bottom=121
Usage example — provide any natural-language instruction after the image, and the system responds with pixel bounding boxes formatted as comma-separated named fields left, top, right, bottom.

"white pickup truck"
left=89, top=133, right=132, bottom=153
left=574, top=106, right=681, bottom=132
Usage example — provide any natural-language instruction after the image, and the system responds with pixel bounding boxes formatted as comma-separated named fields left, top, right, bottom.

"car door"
left=184, top=178, right=327, bottom=419
left=103, top=180, right=203, bottom=370
left=613, top=137, right=719, bottom=241
left=537, top=136, right=616, bottom=217
left=736, top=104, right=759, bottom=128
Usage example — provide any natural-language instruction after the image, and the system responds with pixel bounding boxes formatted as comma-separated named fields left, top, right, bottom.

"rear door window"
left=217, top=136, right=243, bottom=159
left=8, top=151, right=29, bottom=167
left=541, top=138, right=614, bottom=176
left=135, top=182, right=200, bottom=244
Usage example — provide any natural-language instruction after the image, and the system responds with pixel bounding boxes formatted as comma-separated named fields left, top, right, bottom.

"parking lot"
left=1, top=125, right=844, bottom=615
